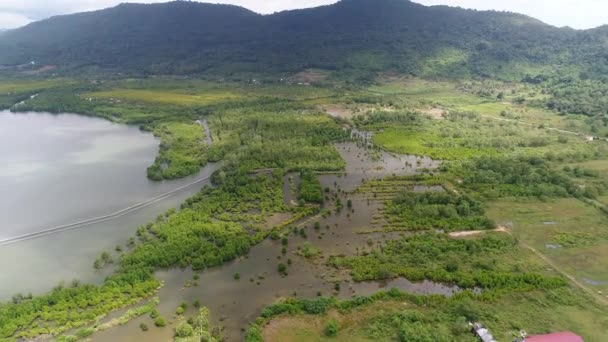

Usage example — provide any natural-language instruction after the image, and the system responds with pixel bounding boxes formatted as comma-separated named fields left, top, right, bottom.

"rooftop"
left=525, top=332, right=584, bottom=342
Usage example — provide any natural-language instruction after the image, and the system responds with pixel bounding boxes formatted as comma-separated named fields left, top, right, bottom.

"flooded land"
left=91, top=140, right=448, bottom=342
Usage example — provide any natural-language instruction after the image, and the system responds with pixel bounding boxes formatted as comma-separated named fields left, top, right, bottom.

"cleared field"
left=0, top=80, right=70, bottom=93
left=369, top=79, right=507, bottom=111
left=85, top=89, right=243, bottom=105
left=487, top=198, right=608, bottom=293
left=367, top=78, right=602, bottom=138
left=85, top=82, right=336, bottom=106
left=245, top=84, right=334, bottom=101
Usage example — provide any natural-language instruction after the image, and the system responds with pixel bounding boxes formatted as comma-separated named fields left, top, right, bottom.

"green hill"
left=1, top=0, right=605, bottom=79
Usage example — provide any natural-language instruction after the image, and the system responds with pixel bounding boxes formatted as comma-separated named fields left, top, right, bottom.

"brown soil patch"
left=449, top=226, right=509, bottom=238
left=288, top=69, right=329, bottom=84
left=23, top=65, right=56, bottom=75
left=322, top=104, right=396, bottom=120
left=323, top=105, right=355, bottom=119
left=423, top=107, right=446, bottom=120
left=266, top=212, right=294, bottom=227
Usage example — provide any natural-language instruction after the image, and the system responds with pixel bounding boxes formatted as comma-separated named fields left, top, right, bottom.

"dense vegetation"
left=331, top=232, right=565, bottom=290
left=452, top=156, right=607, bottom=199
left=299, top=171, right=324, bottom=204
left=1, top=0, right=608, bottom=334
left=384, top=191, right=494, bottom=232
left=146, top=122, right=209, bottom=180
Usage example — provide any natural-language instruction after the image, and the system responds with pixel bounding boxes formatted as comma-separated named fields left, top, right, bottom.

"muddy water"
left=319, top=142, right=439, bottom=192
left=282, top=173, right=300, bottom=206
left=92, top=141, right=447, bottom=342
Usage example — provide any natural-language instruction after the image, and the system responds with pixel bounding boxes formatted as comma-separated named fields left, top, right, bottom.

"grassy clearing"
left=566, top=159, right=608, bottom=173
left=262, top=301, right=425, bottom=342
left=487, top=198, right=608, bottom=293
left=259, top=289, right=608, bottom=342
left=362, top=79, right=599, bottom=161
left=367, top=78, right=599, bottom=138
left=371, top=114, right=594, bottom=160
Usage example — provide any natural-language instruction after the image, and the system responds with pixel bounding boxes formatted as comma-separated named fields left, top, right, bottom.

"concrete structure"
left=471, top=322, right=498, bottom=342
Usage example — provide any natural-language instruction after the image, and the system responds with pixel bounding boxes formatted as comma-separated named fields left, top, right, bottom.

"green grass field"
left=372, top=116, right=594, bottom=160
left=0, top=79, right=71, bottom=93
left=487, top=198, right=608, bottom=293
left=566, top=159, right=608, bottom=172
left=373, top=127, right=497, bottom=159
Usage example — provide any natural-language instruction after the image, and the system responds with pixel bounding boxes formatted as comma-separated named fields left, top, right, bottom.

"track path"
left=501, top=228, right=608, bottom=306
left=0, top=175, right=213, bottom=247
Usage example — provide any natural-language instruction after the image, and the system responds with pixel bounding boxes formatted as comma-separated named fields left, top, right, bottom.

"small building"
left=471, top=323, right=498, bottom=342
left=524, top=332, right=584, bottom=342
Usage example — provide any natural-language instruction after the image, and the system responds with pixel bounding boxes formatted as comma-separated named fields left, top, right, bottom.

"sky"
left=0, top=0, right=606, bottom=30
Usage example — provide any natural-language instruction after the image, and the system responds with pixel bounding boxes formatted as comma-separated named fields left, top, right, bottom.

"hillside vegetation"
left=0, top=0, right=605, bottom=81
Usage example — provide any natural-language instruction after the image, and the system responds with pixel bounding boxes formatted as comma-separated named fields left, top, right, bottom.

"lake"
left=0, top=110, right=219, bottom=299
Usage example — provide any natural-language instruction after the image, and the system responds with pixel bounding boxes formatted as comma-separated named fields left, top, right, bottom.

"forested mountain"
left=0, top=0, right=606, bottom=79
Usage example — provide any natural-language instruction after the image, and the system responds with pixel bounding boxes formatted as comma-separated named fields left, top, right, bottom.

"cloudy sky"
left=0, top=0, right=606, bottom=30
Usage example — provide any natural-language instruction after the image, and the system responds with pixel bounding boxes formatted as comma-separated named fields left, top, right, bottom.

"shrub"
left=278, top=263, right=288, bottom=276
left=154, top=316, right=167, bottom=327
left=150, top=309, right=160, bottom=319
left=175, top=322, right=194, bottom=337
left=75, top=327, right=94, bottom=339
left=325, top=320, right=339, bottom=337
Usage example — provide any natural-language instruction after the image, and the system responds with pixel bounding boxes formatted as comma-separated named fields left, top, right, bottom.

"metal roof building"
left=524, top=332, right=584, bottom=342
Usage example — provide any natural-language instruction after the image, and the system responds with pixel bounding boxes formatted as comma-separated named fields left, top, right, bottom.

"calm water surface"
left=0, top=110, right=218, bottom=299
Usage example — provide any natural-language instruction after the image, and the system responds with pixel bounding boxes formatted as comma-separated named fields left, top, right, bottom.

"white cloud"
left=0, top=12, right=32, bottom=29
left=0, top=0, right=339, bottom=20
left=413, top=0, right=608, bottom=29
left=212, top=0, right=339, bottom=13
